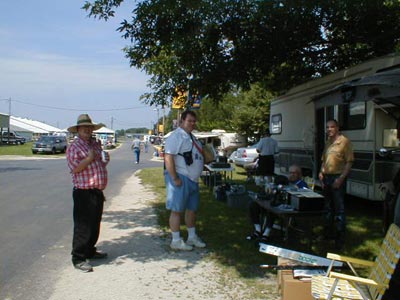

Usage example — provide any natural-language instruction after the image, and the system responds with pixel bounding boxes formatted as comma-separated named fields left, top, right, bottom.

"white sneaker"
left=170, top=239, right=193, bottom=251
left=186, top=235, right=206, bottom=248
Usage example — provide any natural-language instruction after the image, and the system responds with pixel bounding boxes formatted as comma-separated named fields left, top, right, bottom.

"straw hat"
left=67, top=114, right=104, bottom=133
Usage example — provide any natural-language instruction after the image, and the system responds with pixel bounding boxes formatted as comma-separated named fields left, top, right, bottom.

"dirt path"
left=48, top=171, right=279, bottom=300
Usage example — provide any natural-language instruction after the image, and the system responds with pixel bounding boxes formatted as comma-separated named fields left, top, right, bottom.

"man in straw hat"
left=66, top=114, right=109, bottom=272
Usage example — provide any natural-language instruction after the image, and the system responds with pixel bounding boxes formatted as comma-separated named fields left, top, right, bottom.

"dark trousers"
left=72, top=188, right=105, bottom=263
left=249, top=201, right=274, bottom=232
left=322, top=175, right=346, bottom=239
left=257, top=155, right=274, bottom=176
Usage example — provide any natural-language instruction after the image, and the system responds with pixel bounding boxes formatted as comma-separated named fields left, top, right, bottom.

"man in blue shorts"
left=164, top=110, right=206, bottom=250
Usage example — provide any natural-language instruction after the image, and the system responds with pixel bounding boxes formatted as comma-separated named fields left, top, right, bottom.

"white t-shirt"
left=164, top=127, right=204, bottom=182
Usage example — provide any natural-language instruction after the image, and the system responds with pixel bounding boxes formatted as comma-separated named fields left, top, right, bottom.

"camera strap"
left=190, top=133, right=203, bottom=155
left=178, top=135, right=194, bottom=157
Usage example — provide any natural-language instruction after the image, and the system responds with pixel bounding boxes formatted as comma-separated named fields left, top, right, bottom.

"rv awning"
left=163, top=131, right=220, bottom=140
left=192, top=132, right=220, bottom=139
left=312, top=68, right=400, bottom=108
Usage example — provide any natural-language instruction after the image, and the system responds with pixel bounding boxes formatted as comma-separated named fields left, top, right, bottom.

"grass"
left=138, top=167, right=386, bottom=298
left=0, top=142, right=35, bottom=155
left=0, top=142, right=66, bottom=157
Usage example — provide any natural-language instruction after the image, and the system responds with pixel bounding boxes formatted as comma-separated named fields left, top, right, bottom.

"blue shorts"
left=165, top=172, right=199, bottom=212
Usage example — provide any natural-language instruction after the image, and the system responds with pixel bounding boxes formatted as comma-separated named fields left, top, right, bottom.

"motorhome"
left=192, top=129, right=246, bottom=157
left=270, top=54, right=400, bottom=201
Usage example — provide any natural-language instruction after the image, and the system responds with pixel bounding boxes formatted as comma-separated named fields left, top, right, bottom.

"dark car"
left=1, top=131, right=26, bottom=145
left=32, top=135, right=68, bottom=154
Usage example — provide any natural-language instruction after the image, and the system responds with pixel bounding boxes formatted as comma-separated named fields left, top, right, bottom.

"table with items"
left=204, top=162, right=235, bottom=189
left=253, top=184, right=326, bottom=248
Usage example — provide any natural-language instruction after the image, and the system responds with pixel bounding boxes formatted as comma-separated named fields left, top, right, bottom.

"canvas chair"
left=311, top=223, right=400, bottom=300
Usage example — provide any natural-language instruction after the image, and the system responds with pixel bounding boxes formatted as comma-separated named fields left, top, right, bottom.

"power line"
left=10, top=99, right=149, bottom=112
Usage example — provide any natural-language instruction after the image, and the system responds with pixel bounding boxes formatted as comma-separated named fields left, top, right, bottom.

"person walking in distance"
left=66, top=114, right=110, bottom=272
left=319, top=119, right=354, bottom=249
left=131, top=136, right=141, bottom=164
left=164, top=110, right=206, bottom=251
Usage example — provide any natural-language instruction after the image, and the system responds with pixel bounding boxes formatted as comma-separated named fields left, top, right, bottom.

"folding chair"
left=311, top=223, right=400, bottom=300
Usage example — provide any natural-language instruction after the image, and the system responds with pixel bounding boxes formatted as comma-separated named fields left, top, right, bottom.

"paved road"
left=0, top=142, right=162, bottom=300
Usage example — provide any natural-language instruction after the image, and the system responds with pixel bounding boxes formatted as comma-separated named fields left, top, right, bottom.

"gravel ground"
left=47, top=171, right=279, bottom=300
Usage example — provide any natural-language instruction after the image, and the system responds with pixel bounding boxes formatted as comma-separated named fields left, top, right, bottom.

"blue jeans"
left=322, top=174, right=346, bottom=239
left=133, top=148, right=140, bottom=163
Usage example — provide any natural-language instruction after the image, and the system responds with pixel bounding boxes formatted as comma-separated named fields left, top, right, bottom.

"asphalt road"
left=0, top=142, right=162, bottom=300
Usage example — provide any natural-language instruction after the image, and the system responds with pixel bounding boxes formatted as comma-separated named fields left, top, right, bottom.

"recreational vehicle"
left=192, top=129, right=246, bottom=157
left=270, top=54, right=400, bottom=201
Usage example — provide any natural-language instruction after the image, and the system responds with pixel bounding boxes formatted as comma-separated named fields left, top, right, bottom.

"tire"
left=51, top=147, right=56, bottom=154
left=62, top=146, right=66, bottom=153
left=32, top=150, right=37, bottom=154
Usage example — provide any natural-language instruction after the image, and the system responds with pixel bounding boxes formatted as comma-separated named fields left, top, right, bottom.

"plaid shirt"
left=66, top=137, right=108, bottom=190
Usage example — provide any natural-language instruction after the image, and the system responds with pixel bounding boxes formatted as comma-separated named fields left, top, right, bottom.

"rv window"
left=213, top=139, right=221, bottom=147
left=270, top=114, right=282, bottom=134
left=339, top=102, right=366, bottom=130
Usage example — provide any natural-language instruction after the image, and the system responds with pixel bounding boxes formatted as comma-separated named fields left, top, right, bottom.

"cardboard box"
left=277, top=257, right=309, bottom=292
left=281, top=272, right=313, bottom=300
left=277, top=269, right=292, bottom=292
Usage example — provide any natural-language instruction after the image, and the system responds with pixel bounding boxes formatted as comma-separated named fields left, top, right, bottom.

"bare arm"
left=164, top=153, right=182, bottom=186
left=333, top=161, right=353, bottom=188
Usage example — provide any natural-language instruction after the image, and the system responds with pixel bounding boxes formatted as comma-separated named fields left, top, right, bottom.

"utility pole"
left=110, top=116, right=114, bottom=129
left=7, top=98, right=11, bottom=134
left=154, top=107, right=160, bottom=135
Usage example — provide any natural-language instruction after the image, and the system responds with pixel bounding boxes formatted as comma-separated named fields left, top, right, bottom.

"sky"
left=0, top=0, right=162, bottom=130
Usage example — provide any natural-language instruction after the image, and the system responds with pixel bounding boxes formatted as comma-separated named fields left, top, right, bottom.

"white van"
left=270, top=54, right=400, bottom=201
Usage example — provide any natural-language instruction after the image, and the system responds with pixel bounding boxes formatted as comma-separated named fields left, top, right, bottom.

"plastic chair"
left=311, top=223, right=400, bottom=300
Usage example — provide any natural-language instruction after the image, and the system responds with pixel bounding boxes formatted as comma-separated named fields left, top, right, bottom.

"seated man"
left=246, top=164, right=308, bottom=242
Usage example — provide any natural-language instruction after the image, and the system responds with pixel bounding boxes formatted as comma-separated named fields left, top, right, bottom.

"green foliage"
left=115, top=129, right=125, bottom=136
left=194, top=83, right=273, bottom=137
left=83, top=0, right=400, bottom=105
left=125, top=127, right=149, bottom=134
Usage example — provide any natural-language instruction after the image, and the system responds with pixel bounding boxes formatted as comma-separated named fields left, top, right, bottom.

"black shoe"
left=73, top=261, right=93, bottom=272
left=90, top=251, right=108, bottom=259
left=246, top=231, right=261, bottom=240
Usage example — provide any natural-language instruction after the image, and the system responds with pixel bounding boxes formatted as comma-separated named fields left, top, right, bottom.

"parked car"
left=32, top=135, right=68, bottom=154
left=1, top=131, right=26, bottom=145
left=228, top=150, right=238, bottom=163
left=234, top=142, right=260, bottom=167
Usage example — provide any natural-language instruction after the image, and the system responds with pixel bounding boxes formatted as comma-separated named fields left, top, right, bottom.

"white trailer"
left=193, top=129, right=246, bottom=157
left=270, top=54, right=400, bottom=201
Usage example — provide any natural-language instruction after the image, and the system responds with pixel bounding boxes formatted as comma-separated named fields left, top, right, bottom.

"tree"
left=167, top=83, right=273, bottom=139
left=83, top=0, right=400, bottom=105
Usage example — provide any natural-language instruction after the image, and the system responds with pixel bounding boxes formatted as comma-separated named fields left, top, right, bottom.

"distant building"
left=0, top=112, right=63, bottom=141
